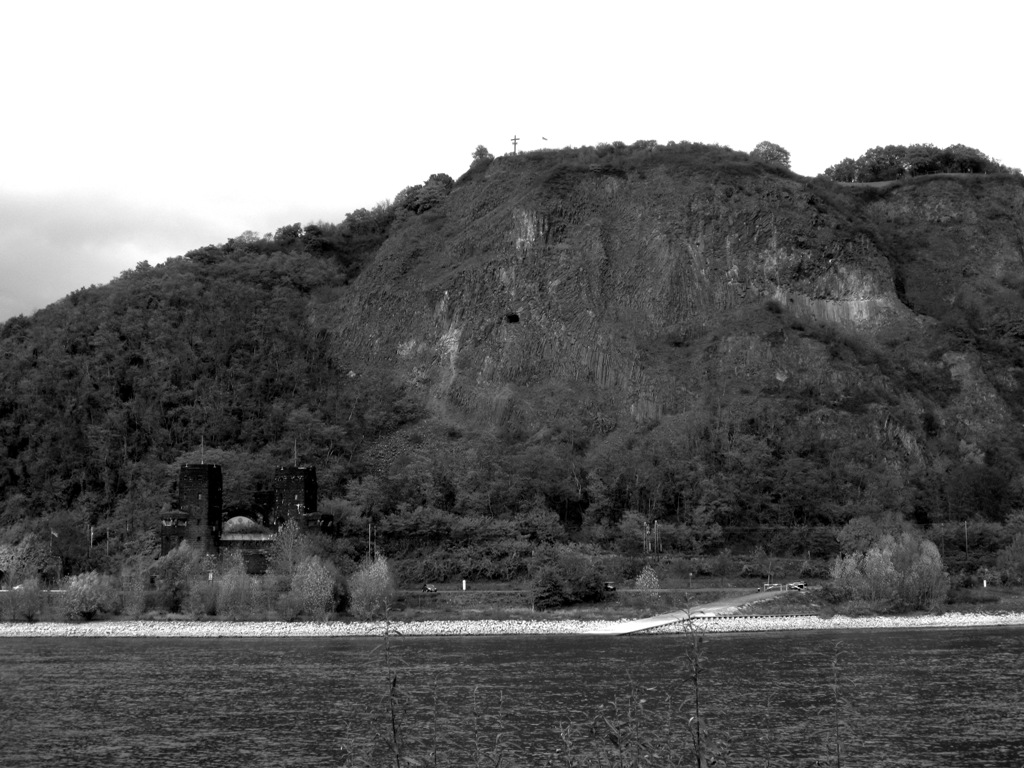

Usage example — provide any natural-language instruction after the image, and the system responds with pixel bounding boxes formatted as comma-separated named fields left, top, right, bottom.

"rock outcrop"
left=334, top=148, right=1024, bottom=452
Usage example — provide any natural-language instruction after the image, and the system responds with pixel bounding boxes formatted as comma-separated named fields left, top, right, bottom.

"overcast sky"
left=1, top=0, right=1020, bottom=321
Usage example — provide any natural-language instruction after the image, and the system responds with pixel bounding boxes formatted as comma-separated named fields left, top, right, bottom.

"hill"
left=2, top=141, right=1023, bottom=582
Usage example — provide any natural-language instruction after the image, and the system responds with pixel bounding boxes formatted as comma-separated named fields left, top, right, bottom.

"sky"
left=1, top=0, right=1021, bottom=321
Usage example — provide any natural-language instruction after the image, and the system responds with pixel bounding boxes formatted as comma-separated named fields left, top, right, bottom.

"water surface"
left=2, top=627, right=1022, bottom=766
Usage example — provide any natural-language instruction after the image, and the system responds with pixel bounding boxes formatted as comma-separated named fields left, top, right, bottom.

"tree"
left=268, top=519, right=310, bottom=585
left=531, top=566, right=567, bottom=611
left=348, top=555, right=395, bottom=619
left=750, top=141, right=791, bottom=169
left=836, top=512, right=912, bottom=555
left=634, top=563, right=661, bottom=609
left=904, top=143, right=942, bottom=176
left=830, top=528, right=949, bottom=610
left=821, top=142, right=1020, bottom=182
left=529, top=544, right=605, bottom=610
left=215, top=549, right=255, bottom=620
left=273, top=223, right=302, bottom=247
left=996, top=533, right=1024, bottom=585
left=60, top=571, right=118, bottom=621
left=823, top=157, right=858, bottom=182
left=291, top=555, right=337, bottom=619
left=0, top=577, right=43, bottom=621
left=472, top=145, right=493, bottom=163
left=406, top=173, right=454, bottom=213
left=0, top=535, right=52, bottom=586
left=151, top=541, right=204, bottom=613
left=858, top=145, right=908, bottom=181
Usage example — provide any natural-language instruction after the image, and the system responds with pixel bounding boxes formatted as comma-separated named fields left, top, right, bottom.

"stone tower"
left=177, top=463, right=223, bottom=554
left=159, top=511, right=189, bottom=556
left=272, top=465, right=317, bottom=529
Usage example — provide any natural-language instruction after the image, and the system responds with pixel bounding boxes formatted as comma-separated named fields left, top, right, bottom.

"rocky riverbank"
left=2, top=612, right=1023, bottom=638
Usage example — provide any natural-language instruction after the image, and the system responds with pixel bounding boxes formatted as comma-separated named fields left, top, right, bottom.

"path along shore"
left=2, top=612, right=1023, bottom=638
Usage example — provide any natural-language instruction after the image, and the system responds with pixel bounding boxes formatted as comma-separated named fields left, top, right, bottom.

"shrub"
left=216, top=568, right=255, bottom=621
left=947, top=587, right=999, bottom=605
left=151, top=542, right=204, bottom=613
left=996, top=533, right=1024, bottom=585
left=1, top=577, right=44, bottom=622
left=291, top=555, right=337, bottom=620
left=61, top=571, right=118, bottom=621
left=799, top=560, right=832, bottom=579
left=348, top=556, right=396, bottom=619
left=185, top=575, right=218, bottom=617
left=213, top=549, right=255, bottom=620
left=275, top=590, right=305, bottom=622
left=829, top=530, right=949, bottom=611
left=750, top=141, right=791, bottom=169
left=532, top=566, right=569, bottom=611
left=530, top=545, right=606, bottom=611
left=267, top=519, right=310, bottom=588
left=120, top=565, right=148, bottom=618
left=634, top=564, right=661, bottom=609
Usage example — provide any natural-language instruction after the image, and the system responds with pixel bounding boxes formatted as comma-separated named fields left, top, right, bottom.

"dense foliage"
left=822, top=143, right=1020, bottom=182
left=750, top=140, right=791, bottom=168
left=348, top=555, right=396, bottom=619
left=829, top=524, right=949, bottom=610
left=0, top=202, right=416, bottom=576
left=529, top=544, right=607, bottom=610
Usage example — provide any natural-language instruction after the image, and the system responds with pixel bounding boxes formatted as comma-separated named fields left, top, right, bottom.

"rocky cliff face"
left=326, top=145, right=1024, bottom=533
left=336, top=150, right=1020, bottom=435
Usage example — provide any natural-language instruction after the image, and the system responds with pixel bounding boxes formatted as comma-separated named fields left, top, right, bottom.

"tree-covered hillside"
left=2, top=140, right=1024, bottom=586
left=0, top=208, right=415, bottom=572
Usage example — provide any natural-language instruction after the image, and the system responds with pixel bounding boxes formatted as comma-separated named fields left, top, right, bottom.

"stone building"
left=218, top=514, right=276, bottom=572
left=159, top=511, right=189, bottom=556
left=160, top=464, right=223, bottom=556
left=271, top=465, right=318, bottom=527
left=159, top=461, right=327, bottom=571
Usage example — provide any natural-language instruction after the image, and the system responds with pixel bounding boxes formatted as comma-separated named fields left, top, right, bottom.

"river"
left=1, top=626, right=1022, bottom=766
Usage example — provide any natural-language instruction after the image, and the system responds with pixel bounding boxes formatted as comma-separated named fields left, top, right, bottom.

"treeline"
left=822, top=143, right=1020, bottom=183
left=0, top=521, right=345, bottom=622
left=183, top=202, right=396, bottom=279
left=486, top=139, right=791, bottom=186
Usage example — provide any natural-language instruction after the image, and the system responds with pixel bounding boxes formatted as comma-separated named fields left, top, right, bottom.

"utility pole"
left=511, top=135, right=519, bottom=154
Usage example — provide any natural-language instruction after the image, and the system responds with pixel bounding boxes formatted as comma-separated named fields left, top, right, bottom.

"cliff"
left=335, top=149, right=1023, bottom=460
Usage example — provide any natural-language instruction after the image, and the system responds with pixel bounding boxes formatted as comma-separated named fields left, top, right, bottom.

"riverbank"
left=2, top=611, right=1024, bottom=638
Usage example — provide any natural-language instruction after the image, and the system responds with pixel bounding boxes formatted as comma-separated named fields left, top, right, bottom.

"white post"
left=462, top=579, right=467, bottom=591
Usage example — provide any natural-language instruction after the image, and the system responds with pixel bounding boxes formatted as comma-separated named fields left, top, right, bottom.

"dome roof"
left=222, top=516, right=270, bottom=534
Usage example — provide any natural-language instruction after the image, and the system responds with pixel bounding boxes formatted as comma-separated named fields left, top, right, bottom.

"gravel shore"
left=2, top=612, right=1023, bottom=638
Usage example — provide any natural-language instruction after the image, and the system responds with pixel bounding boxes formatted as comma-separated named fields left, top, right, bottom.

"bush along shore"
left=2, top=611, right=1024, bottom=638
